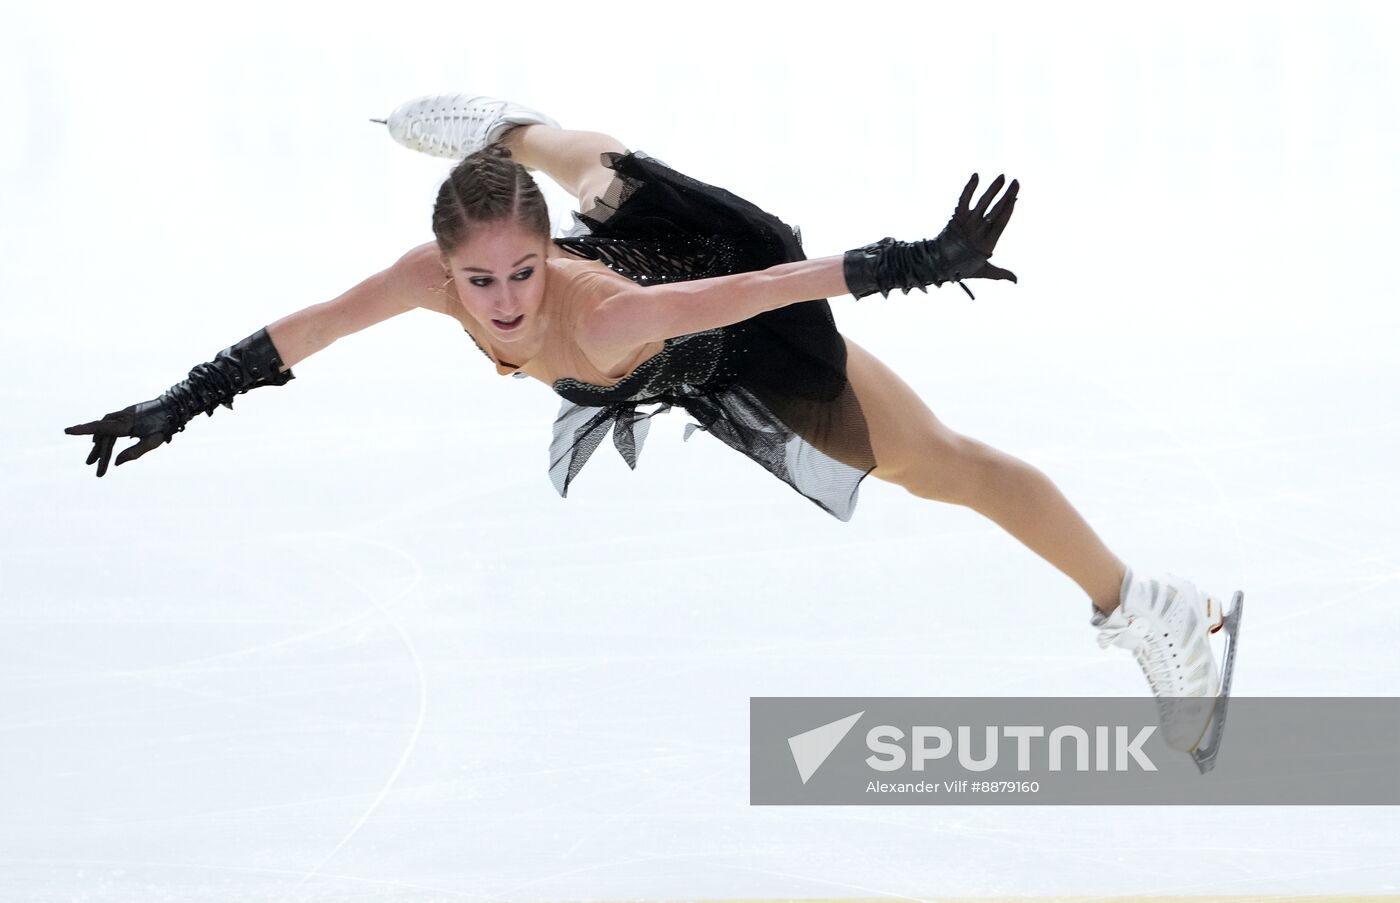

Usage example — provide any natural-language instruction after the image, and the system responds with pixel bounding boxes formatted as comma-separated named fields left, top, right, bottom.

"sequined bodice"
left=461, top=321, right=732, bottom=403
left=551, top=327, right=731, bottom=405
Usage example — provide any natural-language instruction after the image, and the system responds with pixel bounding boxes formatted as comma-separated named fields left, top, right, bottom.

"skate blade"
left=1190, top=590, right=1244, bottom=775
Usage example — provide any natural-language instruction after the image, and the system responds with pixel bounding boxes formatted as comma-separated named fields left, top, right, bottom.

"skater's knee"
left=884, top=427, right=1001, bottom=506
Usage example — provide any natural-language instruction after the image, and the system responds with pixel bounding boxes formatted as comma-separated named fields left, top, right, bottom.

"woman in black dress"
left=64, top=94, right=1240, bottom=764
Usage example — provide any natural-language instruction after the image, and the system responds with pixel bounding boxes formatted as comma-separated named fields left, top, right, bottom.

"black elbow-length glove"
left=844, top=172, right=1020, bottom=301
left=64, top=327, right=295, bottom=477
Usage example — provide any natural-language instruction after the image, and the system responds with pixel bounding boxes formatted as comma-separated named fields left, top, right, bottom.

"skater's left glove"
left=63, top=327, right=294, bottom=477
left=844, top=173, right=1019, bottom=301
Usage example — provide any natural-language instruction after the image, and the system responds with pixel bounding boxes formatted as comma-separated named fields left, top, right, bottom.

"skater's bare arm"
left=63, top=242, right=459, bottom=477
left=579, top=255, right=850, bottom=352
left=581, top=174, right=1021, bottom=354
left=265, top=242, right=452, bottom=370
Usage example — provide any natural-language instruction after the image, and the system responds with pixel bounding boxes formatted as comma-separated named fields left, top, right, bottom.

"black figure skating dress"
left=467, top=150, right=878, bottom=521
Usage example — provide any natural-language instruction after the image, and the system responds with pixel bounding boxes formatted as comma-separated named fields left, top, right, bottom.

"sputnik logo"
left=787, top=711, right=864, bottom=784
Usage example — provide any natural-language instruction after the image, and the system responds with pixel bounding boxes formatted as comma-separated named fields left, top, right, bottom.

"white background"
left=3, top=0, right=1398, bottom=899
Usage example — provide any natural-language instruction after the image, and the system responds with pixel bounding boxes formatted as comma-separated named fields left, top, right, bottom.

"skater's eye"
left=468, top=268, right=533, bottom=288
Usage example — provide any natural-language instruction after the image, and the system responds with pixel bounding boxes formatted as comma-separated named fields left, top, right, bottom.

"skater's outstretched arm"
left=63, top=242, right=450, bottom=477
left=580, top=173, right=1020, bottom=355
left=579, top=254, right=849, bottom=353
left=263, top=242, right=450, bottom=369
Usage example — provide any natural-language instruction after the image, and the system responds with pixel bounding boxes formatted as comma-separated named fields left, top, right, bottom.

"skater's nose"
left=496, top=283, right=526, bottom=313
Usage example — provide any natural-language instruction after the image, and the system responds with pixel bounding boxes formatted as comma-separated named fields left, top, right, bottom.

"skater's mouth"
left=492, top=314, right=524, bottom=331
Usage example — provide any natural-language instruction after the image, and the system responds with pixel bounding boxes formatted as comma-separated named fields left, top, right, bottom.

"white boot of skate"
left=1093, top=567, right=1233, bottom=755
left=374, top=93, right=560, bottom=163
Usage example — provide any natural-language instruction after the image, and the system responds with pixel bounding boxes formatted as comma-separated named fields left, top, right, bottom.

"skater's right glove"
left=63, top=327, right=295, bottom=477
left=844, top=172, right=1020, bottom=301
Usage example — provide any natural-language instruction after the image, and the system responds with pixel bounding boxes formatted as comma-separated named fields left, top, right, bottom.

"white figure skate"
left=1093, top=567, right=1244, bottom=774
left=372, top=93, right=560, bottom=162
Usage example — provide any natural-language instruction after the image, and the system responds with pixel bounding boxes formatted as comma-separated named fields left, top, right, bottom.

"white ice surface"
left=3, top=2, right=1398, bottom=900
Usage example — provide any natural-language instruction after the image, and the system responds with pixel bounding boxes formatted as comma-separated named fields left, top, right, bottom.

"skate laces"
left=406, top=109, right=491, bottom=156
left=1094, top=613, right=1177, bottom=693
left=1132, top=636, right=1178, bottom=696
left=395, top=95, right=507, bottom=156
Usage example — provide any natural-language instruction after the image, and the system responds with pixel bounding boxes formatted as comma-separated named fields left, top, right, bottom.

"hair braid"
left=432, top=145, right=550, bottom=258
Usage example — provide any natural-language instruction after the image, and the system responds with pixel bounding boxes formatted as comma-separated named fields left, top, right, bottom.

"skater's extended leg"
left=838, top=335, right=1127, bottom=612
left=835, top=336, right=1239, bottom=762
left=501, top=125, right=627, bottom=211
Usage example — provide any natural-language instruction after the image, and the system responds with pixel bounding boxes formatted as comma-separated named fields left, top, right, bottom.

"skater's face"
left=445, top=222, right=551, bottom=347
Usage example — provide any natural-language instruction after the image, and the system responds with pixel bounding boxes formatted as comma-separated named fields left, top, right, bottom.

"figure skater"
left=64, top=94, right=1240, bottom=769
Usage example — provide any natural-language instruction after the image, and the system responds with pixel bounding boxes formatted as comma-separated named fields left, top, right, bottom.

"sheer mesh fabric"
left=542, top=150, right=878, bottom=521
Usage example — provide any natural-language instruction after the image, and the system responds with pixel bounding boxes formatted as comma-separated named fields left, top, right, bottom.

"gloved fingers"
left=971, top=260, right=1018, bottom=283
left=985, top=179, right=1019, bottom=244
left=972, top=173, right=1007, bottom=219
left=957, top=173, right=979, bottom=214
left=95, top=435, right=116, bottom=478
left=85, top=438, right=103, bottom=467
left=65, top=416, right=113, bottom=436
left=66, top=406, right=135, bottom=437
left=114, top=434, right=164, bottom=468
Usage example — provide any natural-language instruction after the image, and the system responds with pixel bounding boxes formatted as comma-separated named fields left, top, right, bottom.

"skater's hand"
left=843, top=174, right=1021, bottom=301
left=64, top=399, right=172, bottom=477
left=942, top=172, right=1019, bottom=283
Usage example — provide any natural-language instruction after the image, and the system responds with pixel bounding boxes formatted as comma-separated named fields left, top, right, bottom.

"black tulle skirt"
left=546, top=150, right=877, bottom=521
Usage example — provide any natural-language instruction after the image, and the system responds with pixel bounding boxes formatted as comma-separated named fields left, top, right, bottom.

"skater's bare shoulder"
left=386, top=241, right=462, bottom=317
